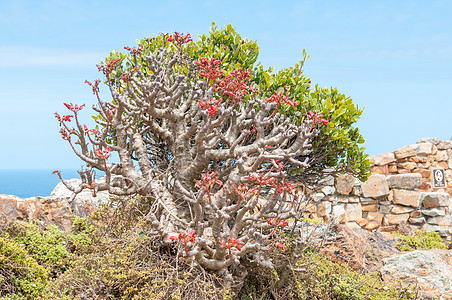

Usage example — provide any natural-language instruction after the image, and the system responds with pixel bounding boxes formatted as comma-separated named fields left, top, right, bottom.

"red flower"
left=286, top=100, right=298, bottom=106
left=170, top=230, right=197, bottom=255
left=219, top=237, right=245, bottom=256
left=62, top=115, right=73, bottom=122
left=274, top=242, right=286, bottom=251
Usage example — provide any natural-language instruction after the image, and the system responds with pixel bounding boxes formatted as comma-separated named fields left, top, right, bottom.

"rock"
left=388, top=164, right=398, bottom=173
left=421, top=207, right=446, bottom=217
left=386, top=173, right=422, bottom=190
left=335, top=174, right=355, bottom=195
left=343, top=203, right=362, bottom=222
left=421, top=192, right=450, bottom=207
left=321, top=185, right=335, bottom=195
left=438, top=140, right=452, bottom=150
left=317, top=201, right=332, bottom=217
left=369, top=152, right=395, bottom=166
left=408, top=142, right=437, bottom=155
left=408, top=216, right=426, bottom=225
left=361, top=175, right=390, bottom=199
left=379, top=205, right=393, bottom=214
left=366, top=212, right=384, bottom=230
left=305, top=202, right=317, bottom=213
left=435, top=150, right=449, bottom=161
left=381, top=249, right=452, bottom=299
left=413, top=169, right=431, bottom=178
left=331, top=204, right=345, bottom=223
left=318, top=175, right=335, bottom=186
left=391, top=189, right=420, bottom=207
left=321, top=225, right=400, bottom=274
left=0, top=195, right=22, bottom=220
left=311, top=192, right=325, bottom=202
left=370, top=165, right=389, bottom=175
left=427, top=215, right=452, bottom=226
left=393, top=147, right=416, bottom=159
left=398, top=162, right=418, bottom=170
left=439, top=161, right=449, bottom=170
left=356, top=218, right=368, bottom=227
left=362, top=204, right=378, bottom=212
left=51, top=178, right=110, bottom=205
left=377, top=225, right=397, bottom=232
left=0, top=195, right=73, bottom=232
left=417, top=137, right=441, bottom=145
left=385, top=213, right=410, bottom=225
left=390, top=205, right=414, bottom=214
left=397, top=168, right=411, bottom=174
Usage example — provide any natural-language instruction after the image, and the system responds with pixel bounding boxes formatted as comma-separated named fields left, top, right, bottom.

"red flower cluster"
left=85, top=80, right=100, bottom=95
left=94, top=147, right=111, bottom=161
left=167, top=32, right=193, bottom=47
left=267, top=217, right=288, bottom=236
left=51, top=170, right=62, bottom=180
left=244, top=173, right=277, bottom=187
left=195, top=171, right=223, bottom=193
left=199, top=98, right=222, bottom=117
left=63, top=103, right=85, bottom=113
left=267, top=217, right=288, bottom=227
left=170, top=230, right=196, bottom=255
left=307, top=110, right=329, bottom=132
left=232, top=183, right=258, bottom=205
left=123, top=45, right=143, bottom=55
left=194, top=57, right=223, bottom=80
left=219, top=237, right=245, bottom=256
left=97, top=58, right=121, bottom=77
left=215, top=68, right=251, bottom=105
left=83, top=125, right=99, bottom=135
left=265, top=91, right=297, bottom=107
left=274, top=242, right=286, bottom=251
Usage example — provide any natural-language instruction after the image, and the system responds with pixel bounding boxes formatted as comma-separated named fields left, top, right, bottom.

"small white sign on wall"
left=431, top=167, right=446, bottom=188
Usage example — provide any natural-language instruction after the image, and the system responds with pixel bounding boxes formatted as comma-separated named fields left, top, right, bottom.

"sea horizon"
left=0, top=169, right=81, bottom=198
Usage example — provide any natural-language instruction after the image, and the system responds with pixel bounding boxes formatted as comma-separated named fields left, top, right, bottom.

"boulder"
left=51, top=178, right=110, bottom=204
left=381, top=249, right=452, bottom=299
left=0, top=195, right=73, bottom=232
left=385, top=213, right=410, bottom=225
left=421, top=192, right=450, bottom=207
left=335, top=174, right=355, bottom=195
left=421, top=207, right=446, bottom=217
left=393, top=147, right=416, bottom=159
left=320, top=225, right=400, bottom=273
left=408, top=142, right=437, bottom=155
left=391, top=189, right=420, bottom=207
left=365, top=212, right=384, bottom=230
left=417, top=137, right=441, bottom=145
left=369, top=152, right=395, bottom=166
left=386, top=173, right=422, bottom=190
left=361, top=175, right=390, bottom=199
left=438, top=140, right=452, bottom=150
left=343, top=203, right=362, bottom=222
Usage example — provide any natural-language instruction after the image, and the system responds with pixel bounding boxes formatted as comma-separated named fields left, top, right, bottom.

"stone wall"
left=370, top=137, right=452, bottom=195
left=306, top=138, right=452, bottom=241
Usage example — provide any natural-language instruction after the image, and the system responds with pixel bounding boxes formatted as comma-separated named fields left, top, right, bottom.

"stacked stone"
left=369, top=137, right=452, bottom=196
left=308, top=172, right=452, bottom=241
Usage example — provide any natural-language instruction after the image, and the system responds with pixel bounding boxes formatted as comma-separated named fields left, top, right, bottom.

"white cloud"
left=0, top=46, right=105, bottom=68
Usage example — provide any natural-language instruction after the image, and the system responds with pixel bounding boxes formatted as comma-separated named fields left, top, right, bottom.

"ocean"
left=0, top=169, right=80, bottom=198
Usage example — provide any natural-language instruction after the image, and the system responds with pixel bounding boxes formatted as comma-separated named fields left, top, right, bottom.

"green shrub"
left=0, top=235, right=48, bottom=299
left=4, top=221, right=73, bottom=277
left=395, top=230, right=447, bottom=251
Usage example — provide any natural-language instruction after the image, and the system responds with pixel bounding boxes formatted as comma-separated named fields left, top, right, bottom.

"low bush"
left=395, top=230, right=447, bottom=251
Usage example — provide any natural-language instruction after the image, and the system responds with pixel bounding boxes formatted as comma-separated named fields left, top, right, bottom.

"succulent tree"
left=54, top=24, right=365, bottom=281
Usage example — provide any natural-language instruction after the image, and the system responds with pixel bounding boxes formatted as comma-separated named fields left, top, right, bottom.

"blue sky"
left=0, top=0, right=451, bottom=170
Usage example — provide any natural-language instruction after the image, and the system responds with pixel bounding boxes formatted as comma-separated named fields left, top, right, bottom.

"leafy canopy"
left=99, top=22, right=369, bottom=181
